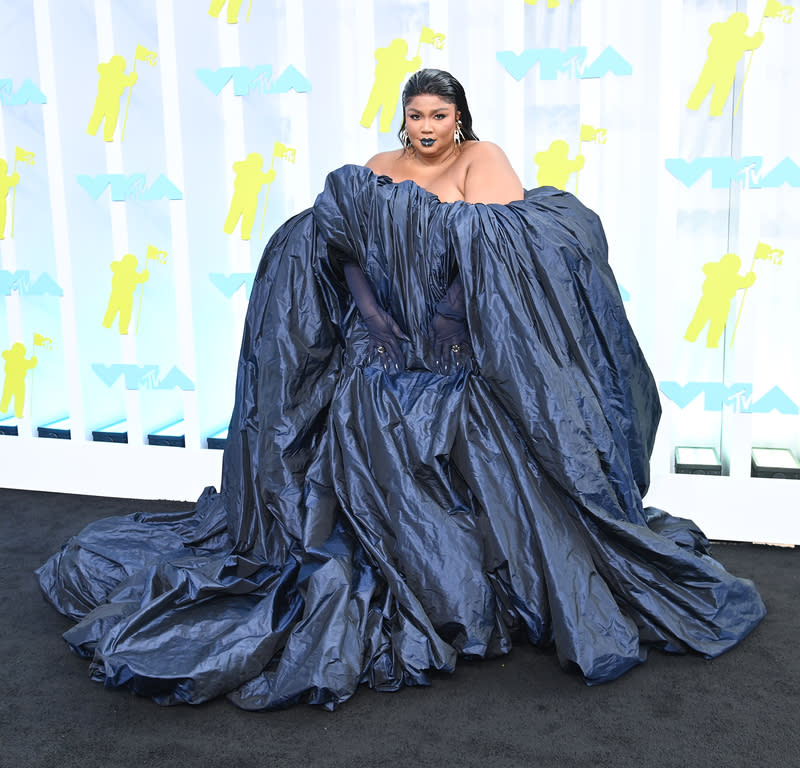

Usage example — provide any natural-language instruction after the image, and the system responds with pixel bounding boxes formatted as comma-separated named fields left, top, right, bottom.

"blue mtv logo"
left=92, top=364, right=195, bottom=391
left=209, top=273, right=255, bottom=298
left=665, top=157, right=800, bottom=188
left=496, top=46, right=632, bottom=81
left=196, top=65, right=311, bottom=95
left=659, top=382, right=798, bottom=415
left=0, top=78, right=46, bottom=105
left=0, top=270, right=63, bottom=296
left=77, top=174, right=183, bottom=201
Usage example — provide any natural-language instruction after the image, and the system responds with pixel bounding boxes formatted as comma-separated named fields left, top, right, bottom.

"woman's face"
left=403, top=94, right=460, bottom=155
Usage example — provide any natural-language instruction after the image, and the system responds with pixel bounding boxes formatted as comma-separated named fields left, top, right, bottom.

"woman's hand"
left=430, top=275, right=468, bottom=374
left=430, top=312, right=467, bottom=374
left=343, top=260, right=409, bottom=373
left=363, top=308, right=409, bottom=373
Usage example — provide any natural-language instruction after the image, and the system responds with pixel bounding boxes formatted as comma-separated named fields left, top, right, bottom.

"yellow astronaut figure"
left=1, top=343, right=37, bottom=418
left=686, top=12, right=764, bottom=117
left=0, top=158, right=20, bottom=240
left=208, top=0, right=243, bottom=24
left=360, top=39, right=422, bottom=133
left=684, top=253, right=756, bottom=348
left=102, top=254, right=149, bottom=335
left=224, top=153, right=276, bottom=241
left=534, top=140, right=585, bottom=189
left=87, top=55, right=138, bottom=142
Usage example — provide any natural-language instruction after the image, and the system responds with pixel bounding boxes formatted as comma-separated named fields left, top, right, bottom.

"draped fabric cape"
left=37, top=165, right=765, bottom=710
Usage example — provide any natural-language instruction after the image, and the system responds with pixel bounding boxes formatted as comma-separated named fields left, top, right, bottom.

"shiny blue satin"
left=36, top=165, right=765, bottom=709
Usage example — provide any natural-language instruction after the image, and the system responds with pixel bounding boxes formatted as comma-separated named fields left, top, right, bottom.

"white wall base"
left=1, top=437, right=222, bottom=502
left=644, top=472, right=799, bottom=547
left=2, top=436, right=797, bottom=546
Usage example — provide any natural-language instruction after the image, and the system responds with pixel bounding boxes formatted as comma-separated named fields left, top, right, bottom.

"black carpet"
left=1, top=486, right=797, bottom=768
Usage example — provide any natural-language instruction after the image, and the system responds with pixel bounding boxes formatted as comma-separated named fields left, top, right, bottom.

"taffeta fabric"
left=36, top=165, right=766, bottom=710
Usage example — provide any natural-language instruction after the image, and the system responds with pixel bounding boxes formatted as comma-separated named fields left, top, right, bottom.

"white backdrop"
left=0, top=0, right=798, bottom=545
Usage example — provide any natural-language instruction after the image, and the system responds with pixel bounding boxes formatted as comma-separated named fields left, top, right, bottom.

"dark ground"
left=1, top=487, right=798, bottom=768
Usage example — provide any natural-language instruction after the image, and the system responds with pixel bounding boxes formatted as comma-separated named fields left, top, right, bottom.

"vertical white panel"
left=0, top=131, right=29, bottom=435
left=281, top=0, right=311, bottom=212
left=502, top=0, right=525, bottom=166
left=427, top=0, right=449, bottom=73
left=216, top=10, right=249, bottom=368
left=650, top=0, right=686, bottom=476
left=339, top=0, right=377, bottom=166
left=32, top=0, right=86, bottom=441
left=156, top=0, right=200, bottom=448
left=93, top=0, right=143, bottom=445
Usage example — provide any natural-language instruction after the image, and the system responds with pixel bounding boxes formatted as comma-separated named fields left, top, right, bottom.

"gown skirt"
left=36, top=165, right=766, bottom=709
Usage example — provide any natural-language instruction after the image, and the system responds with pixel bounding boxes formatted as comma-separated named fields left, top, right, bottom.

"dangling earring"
left=400, top=127, right=411, bottom=148
left=454, top=119, right=464, bottom=146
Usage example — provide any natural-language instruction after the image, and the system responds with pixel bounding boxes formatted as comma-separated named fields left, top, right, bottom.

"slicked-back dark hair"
left=398, top=69, right=479, bottom=145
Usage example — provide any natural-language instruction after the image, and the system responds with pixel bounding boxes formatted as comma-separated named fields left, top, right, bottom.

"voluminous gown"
left=36, top=165, right=766, bottom=709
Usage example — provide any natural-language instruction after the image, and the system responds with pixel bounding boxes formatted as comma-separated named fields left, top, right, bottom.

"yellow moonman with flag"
left=225, top=153, right=275, bottom=240
left=1, top=342, right=37, bottom=419
left=87, top=56, right=137, bottom=142
left=103, top=254, right=149, bottom=335
left=361, top=39, right=421, bottom=133
left=534, top=140, right=585, bottom=191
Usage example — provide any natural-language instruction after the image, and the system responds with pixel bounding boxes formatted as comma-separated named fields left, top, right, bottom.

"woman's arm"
left=342, top=261, right=409, bottom=372
left=463, top=142, right=523, bottom=204
left=429, top=274, right=467, bottom=374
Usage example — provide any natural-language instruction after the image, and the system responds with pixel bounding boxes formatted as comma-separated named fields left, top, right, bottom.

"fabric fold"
left=37, top=164, right=765, bottom=709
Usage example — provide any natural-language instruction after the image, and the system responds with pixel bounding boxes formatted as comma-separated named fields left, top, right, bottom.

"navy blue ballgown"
left=36, top=165, right=765, bottom=709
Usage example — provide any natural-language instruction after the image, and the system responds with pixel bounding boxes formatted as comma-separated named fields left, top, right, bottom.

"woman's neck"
left=406, top=144, right=460, bottom=169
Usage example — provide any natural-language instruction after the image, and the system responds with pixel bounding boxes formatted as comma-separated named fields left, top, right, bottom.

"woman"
left=350, top=68, right=523, bottom=373
left=37, top=70, right=765, bottom=710
left=368, top=69, right=522, bottom=205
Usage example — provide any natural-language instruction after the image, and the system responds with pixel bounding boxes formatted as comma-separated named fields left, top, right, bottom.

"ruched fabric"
left=36, top=165, right=765, bottom=709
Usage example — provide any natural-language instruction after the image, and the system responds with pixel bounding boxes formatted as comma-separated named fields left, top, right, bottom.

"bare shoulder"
left=461, top=142, right=523, bottom=204
left=460, top=141, right=511, bottom=163
left=365, top=150, right=404, bottom=176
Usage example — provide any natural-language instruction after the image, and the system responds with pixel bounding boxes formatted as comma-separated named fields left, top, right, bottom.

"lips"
left=420, top=138, right=435, bottom=147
